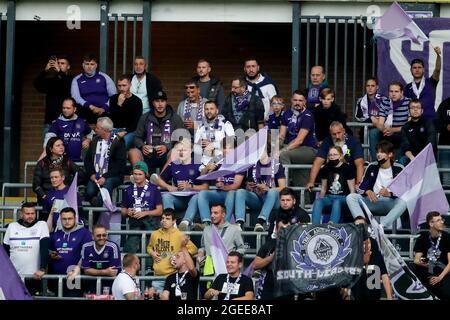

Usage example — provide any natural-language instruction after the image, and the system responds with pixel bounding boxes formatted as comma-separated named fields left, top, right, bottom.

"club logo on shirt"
left=103, top=252, right=109, bottom=258
left=31, top=229, right=38, bottom=236
left=76, top=124, right=81, bottom=129
left=96, top=78, right=101, bottom=83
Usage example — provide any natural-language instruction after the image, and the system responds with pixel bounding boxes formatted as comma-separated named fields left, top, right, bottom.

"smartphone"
left=50, top=55, right=57, bottom=62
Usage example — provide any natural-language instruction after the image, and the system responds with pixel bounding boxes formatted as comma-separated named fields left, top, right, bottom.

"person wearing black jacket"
left=222, top=77, right=265, bottom=132
left=33, top=54, right=73, bottom=134
left=400, top=99, right=437, bottom=166
left=435, top=97, right=450, bottom=187
left=192, top=59, right=226, bottom=110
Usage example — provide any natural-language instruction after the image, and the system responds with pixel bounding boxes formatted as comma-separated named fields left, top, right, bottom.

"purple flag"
left=98, top=186, right=122, bottom=245
left=243, top=262, right=254, bottom=278
left=0, top=246, right=33, bottom=300
left=388, top=144, right=449, bottom=230
left=198, top=128, right=268, bottom=180
left=374, top=2, right=428, bottom=44
left=60, top=172, right=79, bottom=230
left=210, top=226, right=228, bottom=276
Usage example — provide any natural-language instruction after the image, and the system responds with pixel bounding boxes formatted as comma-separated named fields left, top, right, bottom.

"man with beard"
left=3, top=202, right=50, bottom=295
left=192, top=59, right=225, bottom=111
left=399, top=99, right=437, bottom=166
left=222, top=77, right=265, bottom=132
left=193, top=100, right=234, bottom=168
left=346, top=140, right=407, bottom=229
left=41, top=97, right=93, bottom=162
left=279, top=90, right=318, bottom=192
left=177, top=80, right=208, bottom=138
left=244, top=58, right=278, bottom=119
left=307, top=121, right=364, bottom=195
left=130, top=56, right=163, bottom=115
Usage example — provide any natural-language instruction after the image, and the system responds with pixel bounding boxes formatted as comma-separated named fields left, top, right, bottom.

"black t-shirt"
left=163, top=271, right=199, bottom=300
left=320, top=162, right=355, bottom=196
left=256, top=239, right=276, bottom=300
left=211, top=273, right=254, bottom=300
left=414, top=231, right=450, bottom=266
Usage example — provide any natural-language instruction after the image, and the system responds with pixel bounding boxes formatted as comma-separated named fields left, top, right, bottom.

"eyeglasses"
left=95, top=234, right=108, bottom=238
left=185, top=85, right=196, bottom=89
left=271, top=103, right=284, bottom=107
left=328, top=153, right=340, bottom=157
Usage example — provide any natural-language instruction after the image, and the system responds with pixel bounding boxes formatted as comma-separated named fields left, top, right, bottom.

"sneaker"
left=178, top=220, right=190, bottom=231
left=235, top=222, right=243, bottom=232
left=192, top=222, right=208, bottom=231
left=254, top=223, right=265, bottom=232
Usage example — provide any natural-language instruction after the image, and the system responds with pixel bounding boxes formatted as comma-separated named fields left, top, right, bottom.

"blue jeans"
left=123, top=132, right=136, bottom=150
left=311, top=194, right=347, bottom=224
left=369, top=128, right=382, bottom=161
left=234, top=189, right=279, bottom=223
left=86, top=176, right=122, bottom=206
left=346, top=193, right=407, bottom=228
left=439, top=149, right=450, bottom=186
left=196, top=190, right=236, bottom=223
left=162, top=193, right=199, bottom=222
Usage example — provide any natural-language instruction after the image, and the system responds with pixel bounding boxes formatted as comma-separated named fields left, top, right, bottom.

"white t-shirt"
left=131, top=75, right=150, bottom=114
left=373, top=166, right=393, bottom=194
left=3, top=221, right=49, bottom=276
left=112, top=271, right=140, bottom=300
left=247, top=74, right=277, bottom=119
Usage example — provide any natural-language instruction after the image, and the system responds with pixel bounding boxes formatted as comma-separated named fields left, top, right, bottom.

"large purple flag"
left=388, top=143, right=449, bottom=230
left=198, top=128, right=267, bottom=180
left=98, top=186, right=122, bottom=245
left=210, top=226, right=228, bottom=277
left=0, top=246, right=33, bottom=300
left=374, top=2, right=428, bottom=45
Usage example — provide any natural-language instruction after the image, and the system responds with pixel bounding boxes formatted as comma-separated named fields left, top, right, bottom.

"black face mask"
left=328, top=159, right=340, bottom=167
left=411, top=116, right=421, bottom=121
left=377, top=158, right=388, bottom=166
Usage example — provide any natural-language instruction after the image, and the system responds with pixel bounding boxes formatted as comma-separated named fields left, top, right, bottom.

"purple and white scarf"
left=94, top=134, right=116, bottom=179
left=234, top=90, right=251, bottom=112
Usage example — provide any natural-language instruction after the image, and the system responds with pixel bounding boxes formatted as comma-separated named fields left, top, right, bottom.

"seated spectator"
left=130, top=56, right=163, bottom=115
left=81, top=224, right=121, bottom=293
left=204, top=251, right=254, bottom=300
left=355, top=78, right=383, bottom=143
left=160, top=243, right=199, bottom=300
left=33, top=54, right=73, bottom=135
left=399, top=99, right=437, bottom=166
left=222, top=76, right=265, bottom=132
left=71, top=53, right=116, bottom=124
left=108, top=76, right=143, bottom=150
left=48, top=207, right=92, bottom=297
left=311, top=146, right=355, bottom=224
left=121, top=161, right=163, bottom=253
left=147, top=209, right=198, bottom=293
left=84, top=117, right=127, bottom=209
left=279, top=90, right=318, bottom=190
left=346, top=140, right=407, bottom=229
left=130, top=90, right=184, bottom=171
left=267, top=95, right=285, bottom=130
left=193, top=100, right=235, bottom=168
left=41, top=97, right=93, bottom=162
left=313, top=88, right=351, bottom=143
left=192, top=58, right=226, bottom=111
left=436, top=96, right=450, bottom=187
left=112, top=253, right=142, bottom=300
left=369, top=81, right=410, bottom=161
left=177, top=79, right=208, bottom=137
left=235, top=145, right=286, bottom=232
left=412, top=211, right=450, bottom=300
left=154, top=139, right=208, bottom=229
left=33, top=137, right=84, bottom=217
left=305, top=65, right=329, bottom=109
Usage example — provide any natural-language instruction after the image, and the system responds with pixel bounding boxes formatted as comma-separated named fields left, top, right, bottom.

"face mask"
left=328, top=159, right=340, bottom=167
left=377, top=158, right=388, bottom=166
left=411, top=116, right=421, bottom=121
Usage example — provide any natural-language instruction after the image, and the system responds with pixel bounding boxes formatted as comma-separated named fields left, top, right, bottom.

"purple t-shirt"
left=43, top=187, right=69, bottom=213
left=404, top=77, right=438, bottom=120
left=267, top=112, right=283, bottom=130
left=247, top=159, right=285, bottom=188
left=49, top=227, right=92, bottom=274
left=215, top=164, right=245, bottom=187
left=160, top=162, right=203, bottom=186
left=121, top=182, right=162, bottom=210
left=81, top=240, right=121, bottom=271
left=281, top=108, right=318, bottom=147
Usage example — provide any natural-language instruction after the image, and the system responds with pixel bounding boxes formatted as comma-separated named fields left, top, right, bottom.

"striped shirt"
left=379, top=96, right=410, bottom=127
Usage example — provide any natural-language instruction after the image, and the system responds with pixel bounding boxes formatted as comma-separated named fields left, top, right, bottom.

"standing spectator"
left=436, top=96, right=450, bottom=187
left=84, top=117, right=127, bottom=209
left=267, top=95, right=285, bottom=130
left=204, top=251, right=254, bottom=300
left=121, top=161, right=163, bottom=253
left=41, top=97, right=93, bottom=162
left=130, top=56, right=163, bottom=115
left=279, top=90, right=318, bottom=190
left=34, top=54, right=73, bottom=135
left=244, top=58, right=278, bottom=119
left=3, top=202, right=50, bottom=295
left=404, top=47, right=442, bottom=121
left=305, top=65, right=329, bottom=108
left=412, top=211, right=450, bottom=300
left=311, top=146, right=355, bottom=224
left=399, top=99, right=437, bottom=166
left=355, top=78, right=383, bottom=143
left=147, top=209, right=198, bottom=293
left=160, top=244, right=199, bottom=300
left=112, top=253, right=141, bottom=300
left=177, top=80, right=208, bottom=138
left=71, top=53, right=116, bottom=124
left=192, top=59, right=225, bottom=111
left=130, top=90, right=184, bottom=171
left=108, top=76, right=143, bottom=150
left=222, top=76, right=265, bottom=132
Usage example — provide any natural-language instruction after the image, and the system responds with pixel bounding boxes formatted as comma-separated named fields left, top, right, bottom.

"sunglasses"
left=95, top=234, right=108, bottom=238
left=185, top=85, right=196, bottom=89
